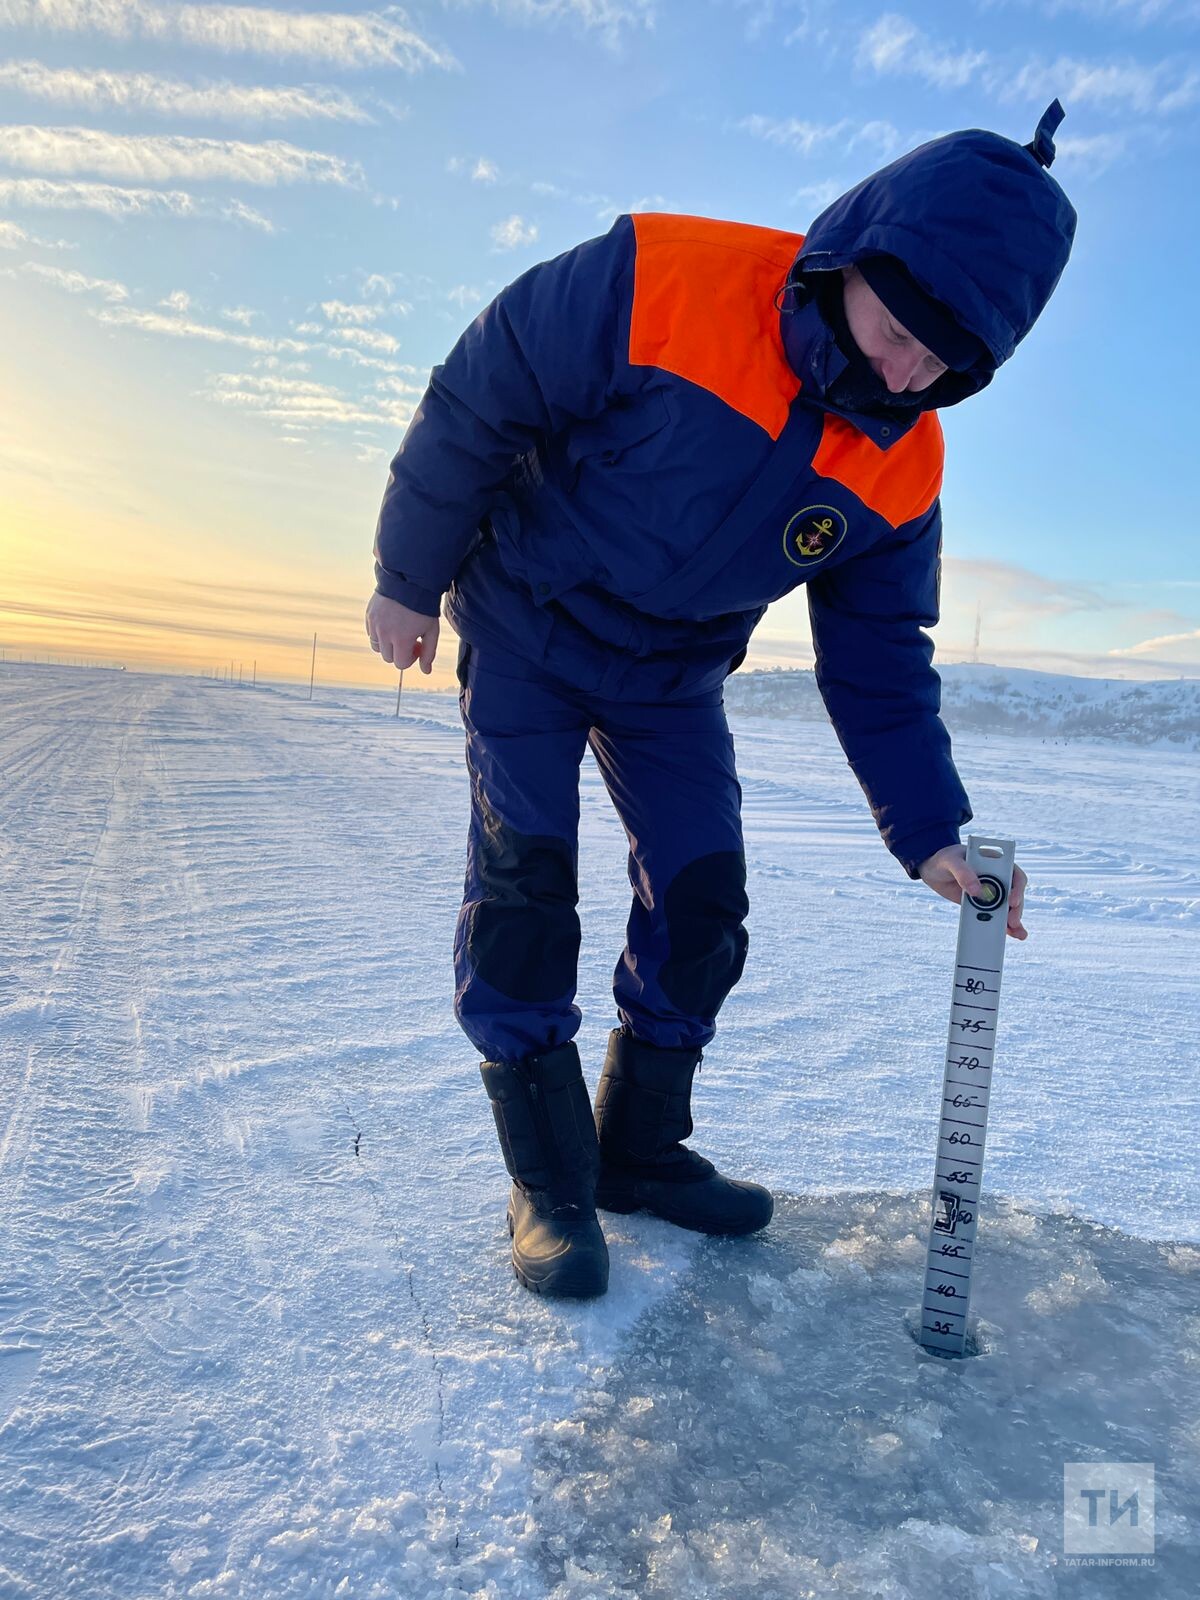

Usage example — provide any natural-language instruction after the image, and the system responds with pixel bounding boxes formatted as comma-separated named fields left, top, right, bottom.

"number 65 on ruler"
left=919, top=835, right=1016, bottom=1358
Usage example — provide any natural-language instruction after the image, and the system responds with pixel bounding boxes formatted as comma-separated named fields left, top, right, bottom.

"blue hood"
left=780, top=101, right=1078, bottom=421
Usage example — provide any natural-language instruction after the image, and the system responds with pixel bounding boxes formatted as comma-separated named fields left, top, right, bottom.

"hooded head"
left=779, top=100, right=1078, bottom=431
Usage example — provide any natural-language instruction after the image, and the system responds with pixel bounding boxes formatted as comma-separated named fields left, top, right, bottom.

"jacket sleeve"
left=372, top=215, right=636, bottom=614
left=805, top=498, right=973, bottom=878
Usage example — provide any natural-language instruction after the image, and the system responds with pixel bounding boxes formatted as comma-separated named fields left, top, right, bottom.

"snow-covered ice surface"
left=1, top=665, right=1197, bottom=1598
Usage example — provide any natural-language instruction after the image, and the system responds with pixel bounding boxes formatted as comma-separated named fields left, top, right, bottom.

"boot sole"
left=507, top=1208, right=609, bottom=1298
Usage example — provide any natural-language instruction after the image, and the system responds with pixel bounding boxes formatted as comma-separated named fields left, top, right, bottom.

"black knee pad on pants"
left=469, top=794, right=580, bottom=1004
left=657, top=849, right=749, bottom=1018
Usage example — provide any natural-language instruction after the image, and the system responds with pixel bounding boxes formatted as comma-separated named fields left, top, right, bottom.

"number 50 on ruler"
left=920, top=835, right=1016, bottom=1358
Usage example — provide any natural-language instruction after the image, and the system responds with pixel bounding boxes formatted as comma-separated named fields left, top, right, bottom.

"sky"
left=0, top=0, right=1197, bottom=692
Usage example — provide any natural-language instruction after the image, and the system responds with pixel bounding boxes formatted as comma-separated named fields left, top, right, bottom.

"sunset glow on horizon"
left=1, top=0, right=1196, bottom=687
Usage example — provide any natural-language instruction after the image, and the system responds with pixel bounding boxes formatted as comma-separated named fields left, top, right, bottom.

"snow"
left=1, top=663, right=1196, bottom=1598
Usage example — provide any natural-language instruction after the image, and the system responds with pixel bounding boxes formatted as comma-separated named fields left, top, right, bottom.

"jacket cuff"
left=373, top=562, right=443, bottom=618
left=893, top=825, right=964, bottom=881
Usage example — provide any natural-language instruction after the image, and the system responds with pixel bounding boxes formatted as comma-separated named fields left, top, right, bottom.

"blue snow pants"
left=454, top=640, right=750, bottom=1064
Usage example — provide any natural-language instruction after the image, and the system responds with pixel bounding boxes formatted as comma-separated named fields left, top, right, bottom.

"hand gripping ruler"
left=919, top=835, right=1016, bottom=1357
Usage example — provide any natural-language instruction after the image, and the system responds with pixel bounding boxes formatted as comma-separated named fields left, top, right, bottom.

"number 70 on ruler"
left=920, top=835, right=1016, bottom=1358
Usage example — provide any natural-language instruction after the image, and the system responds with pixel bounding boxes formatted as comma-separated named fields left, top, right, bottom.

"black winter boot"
left=479, top=1040, right=609, bottom=1298
left=593, top=1025, right=773, bottom=1236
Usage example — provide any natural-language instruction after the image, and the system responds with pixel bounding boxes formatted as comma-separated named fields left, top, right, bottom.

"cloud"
left=537, top=184, right=678, bottom=219
left=490, top=212, right=538, bottom=248
left=320, top=298, right=381, bottom=325
left=361, top=272, right=394, bottom=297
left=177, top=574, right=365, bottom=608
left=0, top=587, right=360, bottom=653
left=444, top=0, right=654, bottom=46
left=716, top=0, right=837, bottom=46
left=781, top=0, right=836, bottom=46
left=791, top=179, right=845, bottom=210
left=0, top=125, right=362, bottom=186
left=159, top=287, right=190, bottom=310
left=0, top=59, right=373, bottom=121
left=448, top=153, right=500, bottom=182
left=0, top=174, right=273, bottom=226
left=736, top=114, right=903, bottom=156
left=221, top=304, right=256, bottom=324
left=976, top=0, right=1198, bottom=25
left=856, top=13, right=988, bottom=89
left=594, top=192, right=671, bottom=221
left=204, top=369, right=416, bottom=431
left=0, top=0, right=456, bottom=71
left=854, top=12, right=1198, bottom=135
left=1051, top=130, right=1132, bottom=174
left=22, top=259, right=129, bottom=299
left=316, top=342, right=401, bottom=372
left=0, top=217, right=76, bottom=249
left=375, top=373, right=427, bottom=398
left=94, top=302, right=308, bottom=353
left=942, top=555, right=1117, bottom=622
left=758, top=556, right=1200, bottom=678
left=222, top=196, right=272, bottom=227
left=445, top=283, right=487, bottom=307
left=327, top=325, right=400, bottom=353
left=1109, top=627, right=1200, bottom=657
left=993, top=53, right=1200, bottom=115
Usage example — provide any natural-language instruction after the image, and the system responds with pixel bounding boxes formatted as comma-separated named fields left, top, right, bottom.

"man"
left=366, top=102, right=1076, bottom=1299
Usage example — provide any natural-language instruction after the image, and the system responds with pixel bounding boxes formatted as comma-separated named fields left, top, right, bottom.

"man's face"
left=839, top=265, right=949, bottom=393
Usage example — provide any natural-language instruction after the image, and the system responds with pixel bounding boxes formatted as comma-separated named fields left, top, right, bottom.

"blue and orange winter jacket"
left=373, top=107, right=1076, bottom=878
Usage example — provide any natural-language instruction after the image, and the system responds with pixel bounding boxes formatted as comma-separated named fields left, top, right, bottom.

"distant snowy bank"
left=727, top=664, right=1200, bottom=751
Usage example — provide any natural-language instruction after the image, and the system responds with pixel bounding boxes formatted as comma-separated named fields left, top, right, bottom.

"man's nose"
left=880, top=352, right=923, bottom=391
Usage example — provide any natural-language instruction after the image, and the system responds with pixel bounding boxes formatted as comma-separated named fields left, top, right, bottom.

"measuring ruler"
left=919, top=834, right=1016, bottom=1357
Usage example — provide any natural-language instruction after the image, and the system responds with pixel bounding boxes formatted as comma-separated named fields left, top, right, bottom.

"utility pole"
left=971, top=603, right=981, bottom=666
left=308, top=633, right=317, bottom=701
left=395, top=668, right=404, bottom=716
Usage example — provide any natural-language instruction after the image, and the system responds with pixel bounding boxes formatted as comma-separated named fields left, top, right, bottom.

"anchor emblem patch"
left=782, top=504, right=848, bottom=565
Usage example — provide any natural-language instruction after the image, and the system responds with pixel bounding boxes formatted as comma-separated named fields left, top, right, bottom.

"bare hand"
left=917, top=844, right=1028, bottom=940
left=365, top=592, right=439, bottom=675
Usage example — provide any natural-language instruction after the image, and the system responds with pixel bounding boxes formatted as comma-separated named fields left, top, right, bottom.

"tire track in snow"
left=0, top=685, right=143, bottom=1219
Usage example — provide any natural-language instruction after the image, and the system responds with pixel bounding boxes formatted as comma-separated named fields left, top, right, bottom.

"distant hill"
left=725, top=663, right=1200, bottom=751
